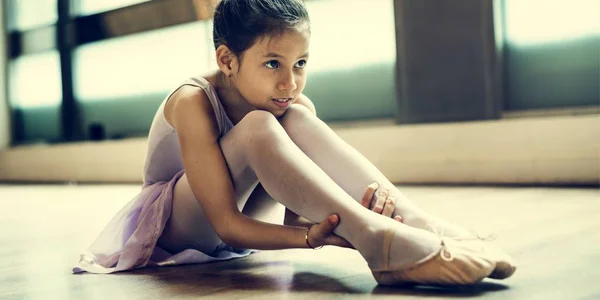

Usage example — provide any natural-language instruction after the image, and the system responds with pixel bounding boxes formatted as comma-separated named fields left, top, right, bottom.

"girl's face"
left=231, top=25, right=310, bottom=117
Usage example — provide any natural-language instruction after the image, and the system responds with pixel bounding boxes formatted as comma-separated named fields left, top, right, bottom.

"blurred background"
left=0, top=0, right=598, bottom=184
left=1, top=2, right=599, bottom=298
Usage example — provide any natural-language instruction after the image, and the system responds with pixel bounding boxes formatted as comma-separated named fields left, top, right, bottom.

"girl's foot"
left=372, top=188, right=516, bottom=280
left=370, top=229, right=497, bottom=286
left=418, top=215, right=517, bottom=280
left=423, top=219, right=517, bottom=280
left=458, top=239, right=517, bottom=280
left=360, top=220, right=444, bottom=272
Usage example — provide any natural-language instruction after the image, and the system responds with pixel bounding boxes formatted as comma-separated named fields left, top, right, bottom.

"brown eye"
left=295, top=59, right=307, bottom=68
left=265, top=60, right=279, bottom=69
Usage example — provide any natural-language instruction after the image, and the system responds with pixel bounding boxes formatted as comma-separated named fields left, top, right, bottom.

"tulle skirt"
left=73, top=170, right=253, bottom=274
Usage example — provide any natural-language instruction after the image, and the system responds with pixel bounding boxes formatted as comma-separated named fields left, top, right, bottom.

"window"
left=74, top=21, right=211, bottom=101
left=503, top=0, right=599, bottom=110
left=6, top=0, right=58, bottom=31
left=504, top=0, right=600, bottom=45
left=9, top=51, right=62, bottom=108
left=306, top=0, right=396, bottom=72
left=73, top=0, right=151, bottom=16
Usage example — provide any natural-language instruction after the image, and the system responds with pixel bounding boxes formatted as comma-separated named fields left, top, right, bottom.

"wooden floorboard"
left=1, top=184, right=599, bottom=299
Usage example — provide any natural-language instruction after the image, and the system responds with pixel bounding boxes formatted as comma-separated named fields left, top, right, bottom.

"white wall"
left=0, top=1, right=10, bottom=149
left=0, top=114, right=597, bottom=185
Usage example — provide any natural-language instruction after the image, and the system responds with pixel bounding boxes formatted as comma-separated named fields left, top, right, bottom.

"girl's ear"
left=216, top=45, right=238, bottom=77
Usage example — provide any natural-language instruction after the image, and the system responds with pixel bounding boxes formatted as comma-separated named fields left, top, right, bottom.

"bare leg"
left=160, top=110, right=442, bottom=270
left=280, top=104, right=471, bottom=237
left=241, top=183, right=285, bottom=225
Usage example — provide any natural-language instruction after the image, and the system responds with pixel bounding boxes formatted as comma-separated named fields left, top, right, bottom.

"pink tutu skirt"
left=73, top=170, right=253, bottom=274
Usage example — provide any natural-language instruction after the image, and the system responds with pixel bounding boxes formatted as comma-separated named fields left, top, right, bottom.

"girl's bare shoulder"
left=164, top=84, right=219, bottom=138
left=203, top=71, right=221, bottom=89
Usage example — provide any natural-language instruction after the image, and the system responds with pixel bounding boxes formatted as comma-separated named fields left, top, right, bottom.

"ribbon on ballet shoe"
left=426, top=221, right=497, bottom=242
left=439, top=242, right=454, bottom=262
left=453, top=229, right=497, bottom=242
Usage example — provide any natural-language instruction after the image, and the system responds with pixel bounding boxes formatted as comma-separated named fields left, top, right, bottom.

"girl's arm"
left=167, top=87, right=327, bottom=250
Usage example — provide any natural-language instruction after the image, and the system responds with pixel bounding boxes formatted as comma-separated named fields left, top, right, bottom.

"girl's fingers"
left=381, top=199, right=395, bottom=218
left=318, top=214, right=338, bottom=235
left=373, top=188, right=389, bottom=214
left=361, top=182, right=378, bottom=208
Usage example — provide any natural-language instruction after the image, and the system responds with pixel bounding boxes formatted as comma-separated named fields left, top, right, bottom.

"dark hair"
left=213, top=0, right=310, bottom=56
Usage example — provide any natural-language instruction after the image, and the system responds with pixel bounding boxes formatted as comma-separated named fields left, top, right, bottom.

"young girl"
left=74, top=0, right=516, bottom=286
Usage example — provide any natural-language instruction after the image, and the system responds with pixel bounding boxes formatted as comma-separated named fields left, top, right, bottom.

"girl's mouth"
left=272, top=98, right=292, bottom=108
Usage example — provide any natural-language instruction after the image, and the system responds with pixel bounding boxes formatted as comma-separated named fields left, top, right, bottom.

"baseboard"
left=502, top=105, right=600, bottom=119
left=1, top=114, right=598, bottom=185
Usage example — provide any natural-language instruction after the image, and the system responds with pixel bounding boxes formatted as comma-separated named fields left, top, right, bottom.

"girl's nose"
left=277, top=72, right=297, bottom=92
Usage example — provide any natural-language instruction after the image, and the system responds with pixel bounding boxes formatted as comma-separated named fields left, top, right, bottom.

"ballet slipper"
left=370, top=229, right=496, bottom=286
left=478, top=243, right=516, bottom=279
left=425, top=222, right=517, bottom=280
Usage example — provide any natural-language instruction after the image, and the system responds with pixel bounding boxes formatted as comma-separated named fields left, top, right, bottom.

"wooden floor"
left=1, top=184, right=599, bottom=299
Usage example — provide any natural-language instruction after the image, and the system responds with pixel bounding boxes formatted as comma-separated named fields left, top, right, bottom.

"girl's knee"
left=242, top=110, right=276, bottom=123
left=237, top=110, right=282, bottom=145
left=238, top=110, right=278, bottom=131
left=281, top=103, right=313, bottom=132
left=285, top=103, right=312, bottom=120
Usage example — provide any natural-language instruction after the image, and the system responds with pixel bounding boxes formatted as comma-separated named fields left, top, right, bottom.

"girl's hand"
left=360, top=183, right=403, bottom=223
left=307, top=214, right=354, bottom=249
